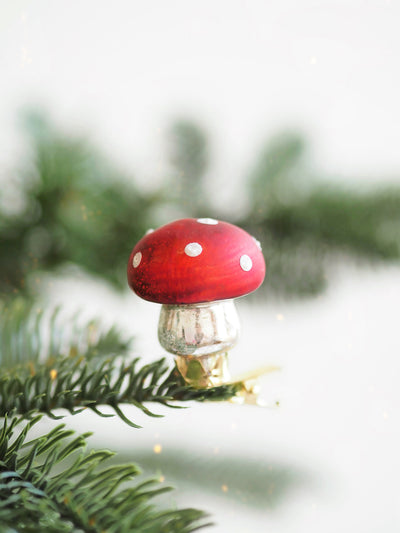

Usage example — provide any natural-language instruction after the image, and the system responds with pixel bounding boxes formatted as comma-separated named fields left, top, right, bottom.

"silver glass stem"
left=157, top=299, right=240, bottom=387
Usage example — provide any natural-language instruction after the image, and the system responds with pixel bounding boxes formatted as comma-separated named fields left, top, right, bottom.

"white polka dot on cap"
left=197, top=218, right=218, bottom=225
left=240, top=254, right=252, bottom=272
left=185, top=242, right=203, bottom=257
left=133, top=252, right=142, bottom=268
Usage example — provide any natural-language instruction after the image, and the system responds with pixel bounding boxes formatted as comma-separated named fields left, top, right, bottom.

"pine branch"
left=0, top=300, right=239, bottom=426
left=168, top=120, right=209, bottom=217
left=0, top=110, right=159, bottom=296
left=0, top=303, right=235, bottom=530
left=242, top=132, right=400, bottom=296
left=0, top=299, right=131, bottom=369
left=0, top=414, right=210, bottom=532
left=2, top=112, right=400, bottom=299
left=0, top=355, right=240, bottom=426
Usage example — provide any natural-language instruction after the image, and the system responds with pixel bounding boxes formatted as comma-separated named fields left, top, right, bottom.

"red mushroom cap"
left=127, top=218, right=266, bottom=304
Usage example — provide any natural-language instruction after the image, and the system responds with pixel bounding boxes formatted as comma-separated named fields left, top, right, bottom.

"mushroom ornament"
left=127, top=218, right=266, bottom=389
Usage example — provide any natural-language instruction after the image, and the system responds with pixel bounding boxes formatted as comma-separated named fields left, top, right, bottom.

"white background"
left=1, top=1, right=400, bottom=192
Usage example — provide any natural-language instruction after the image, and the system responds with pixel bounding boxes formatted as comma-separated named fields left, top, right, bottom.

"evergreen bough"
left=0, top=300, right=239, bottom=531
left=2, top=110, right=400, bottom=299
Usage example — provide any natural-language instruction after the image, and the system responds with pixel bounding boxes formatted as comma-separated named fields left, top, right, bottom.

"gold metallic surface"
left=175, top=352, right=231, bottom=388
left=229, top=366, right=280, bottom=405
left=175, top=354, right=279, bottom=406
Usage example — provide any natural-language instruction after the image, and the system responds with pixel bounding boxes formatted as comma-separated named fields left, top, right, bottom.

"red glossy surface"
left=127, top=218, right=266, bottom=304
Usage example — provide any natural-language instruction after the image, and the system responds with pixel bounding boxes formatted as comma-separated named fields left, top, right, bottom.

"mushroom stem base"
left=175, top=352, right=231, bottom=388
left=158, top=300, right=240, bottom=357
left=158, top=300, right=239, bottom=388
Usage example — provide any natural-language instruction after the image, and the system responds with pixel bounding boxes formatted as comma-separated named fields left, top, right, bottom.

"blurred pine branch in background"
left=242, top=132, right=400, bottom=296
left=1, top=109, right=400, bottom=300
left=0, top=111, right=161, bottom=296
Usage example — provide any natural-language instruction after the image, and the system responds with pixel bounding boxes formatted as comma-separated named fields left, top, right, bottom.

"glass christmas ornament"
left=127, top=217, right=267, bottom=393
